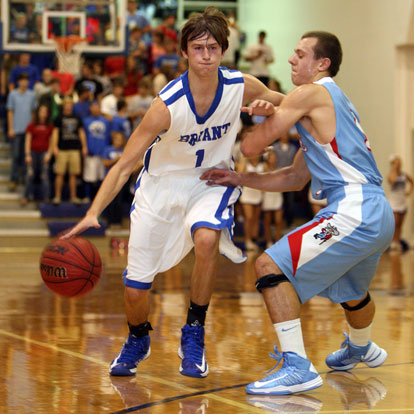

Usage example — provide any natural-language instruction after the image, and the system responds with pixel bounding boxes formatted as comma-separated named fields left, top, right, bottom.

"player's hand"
left=60, top=214, right=101, bottom=240
left=200, top=169, right=241, bottom=187
left=241, top=99, right=275, bottom=117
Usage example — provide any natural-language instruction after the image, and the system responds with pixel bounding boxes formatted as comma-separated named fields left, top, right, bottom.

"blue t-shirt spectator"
left=9, top=65, right=40, bottom=90
left=73, top=101, right=92, bottom=120
left=111, top=115, right=131, bottom=139
left=154, top=54, right=181, bottom=72
left=6, top=89, right=37, bottom=133
left=102, top=145, right=123, bottom=174
left=83, top=115, right=111, bottom=156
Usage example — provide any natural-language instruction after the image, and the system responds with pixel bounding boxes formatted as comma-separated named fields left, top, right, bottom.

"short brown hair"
left=301, top=31, right=342, bottom=77
left=180, top=6, right=229, bottom=54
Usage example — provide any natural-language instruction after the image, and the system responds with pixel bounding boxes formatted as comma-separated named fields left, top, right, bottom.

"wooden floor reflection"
left=0, top=237, right=413, bottom=413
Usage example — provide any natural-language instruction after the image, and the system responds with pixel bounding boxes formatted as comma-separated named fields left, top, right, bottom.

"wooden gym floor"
left=0, top=235, right=413, bottom=413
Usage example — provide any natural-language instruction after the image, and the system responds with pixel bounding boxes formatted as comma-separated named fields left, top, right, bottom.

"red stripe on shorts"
left=330, top=137, right=342, bottom=159
left=288, top=216, right=329, bottom=276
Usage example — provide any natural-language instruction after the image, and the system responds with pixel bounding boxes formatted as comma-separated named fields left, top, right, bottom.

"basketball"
left=40, top=238, right=102, bottom=297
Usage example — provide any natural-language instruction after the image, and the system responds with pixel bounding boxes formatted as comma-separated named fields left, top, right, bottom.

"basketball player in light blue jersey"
left=202, top=31, right=394, bottom=394
left=63, top=7, right=283, bottom=379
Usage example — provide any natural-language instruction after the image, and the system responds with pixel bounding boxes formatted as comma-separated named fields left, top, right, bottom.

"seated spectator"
left=101, top=78, right=125, bottom=120
left=10, top=14, right=30, bottom=43
left=111, top=99, right=131, bottom=140
left=50, top=97, right=87, bottom=204
left=73, top=85, right=92, bottom=120
left=128, top=77, right=153, bottom=130
left=82, top=101, right=111, bottom=200
left=21, top=105, right=54, bottom=205
left=9, top=53, right=40, bottom=91
left=153, top=37, right=180, bottom=75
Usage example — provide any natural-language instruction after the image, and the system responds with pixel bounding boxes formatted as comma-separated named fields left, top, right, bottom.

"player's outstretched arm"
left=243, top=74, right=284, bottom=107
left=201, top=149, right=311, bottom=193
left=62, top=98, right=170, bottom=239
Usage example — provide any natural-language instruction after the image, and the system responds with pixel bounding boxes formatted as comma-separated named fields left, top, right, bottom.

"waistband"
left=326, top=184, right=385, bottom=205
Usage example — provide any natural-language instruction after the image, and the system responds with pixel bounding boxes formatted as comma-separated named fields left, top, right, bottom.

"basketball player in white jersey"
left=202, top=31, right=393, bottom=394
left=63, top=7, right=283, bottom=378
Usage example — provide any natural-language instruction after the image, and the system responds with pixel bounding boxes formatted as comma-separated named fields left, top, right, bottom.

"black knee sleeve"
left=255, top=273, right=290, bottom=293
left=341, top=292, right=371, bottom=311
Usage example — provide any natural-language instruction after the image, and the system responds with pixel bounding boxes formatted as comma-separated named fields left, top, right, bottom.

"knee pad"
left=341, top=292, right=371, bottom=311
left=255, top=273, right=290, bottom=293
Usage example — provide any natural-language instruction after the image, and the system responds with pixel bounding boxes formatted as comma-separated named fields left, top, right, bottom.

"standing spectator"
left=221, top=13, right=241, bottom=69
left=34, top=68, right=53, bottom=100
left=244, top=31, right=274, bottom=86
left=129, top=27, right=149, bottom=75
left=74, top=63, right=104, bottom=101
left=10, top=13, right=29, bottom=43
left=9, top=53, right=40, bottom=91
left=101, top=79, right=125, bottom=120
left=21, top=105, right=53, bottom=205
left=83, top=101, right=111, bottom=201
left=73, top=85, right=93, bottom=120
left=238, top=154, right=264, bottom=251
left=126, top=0, right=151, bottom=34
left=156, top=14, right=178, bottom=44
left=39, top=78, right=63, bottom=122
left=93, top=60, right=112, bottom=97
left=7, top=73, right=37, bottom=191
left=102, top=131, right=128, bottom=227
left=128, top=78, right=153, bottom=131
left=388, top=155, right=413, bottom=251
left=111, top=100, right=132, bottom=140
left=124, top=56, right=143, bottom=97
left=51, top=97, right=87, bottom=204
left=153, top=37, right=181, bottom=75
left=150, top=30, right=166, bottom=68
left=104, top=56, right=126, bottom=81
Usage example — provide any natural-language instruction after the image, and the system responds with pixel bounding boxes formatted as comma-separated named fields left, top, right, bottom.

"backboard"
left=1, top=0, right=127, bottom=54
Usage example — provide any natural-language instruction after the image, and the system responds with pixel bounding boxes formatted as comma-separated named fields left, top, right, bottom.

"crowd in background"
left=1, top=1, right=411, bottom=249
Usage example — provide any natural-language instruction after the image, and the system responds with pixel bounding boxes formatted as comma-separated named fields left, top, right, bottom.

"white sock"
left=348, top=323, right=372, bottom=347
left=274, top=318, right=307, bottom=359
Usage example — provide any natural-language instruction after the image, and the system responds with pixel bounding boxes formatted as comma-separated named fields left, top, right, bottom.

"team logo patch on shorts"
left=313, top=222, right=340, bottom=244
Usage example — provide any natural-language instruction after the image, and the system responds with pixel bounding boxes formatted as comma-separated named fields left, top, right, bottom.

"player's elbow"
left=241, top=140, right=259, bottom=158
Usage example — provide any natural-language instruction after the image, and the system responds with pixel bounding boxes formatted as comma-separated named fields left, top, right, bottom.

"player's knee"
left=255, top=253, right=279, bottom=277
left=255, top=273, right=290, bottom=293
left=193, top=228, right=220, bottom=256
left=341, top=292, right=371, bottom=311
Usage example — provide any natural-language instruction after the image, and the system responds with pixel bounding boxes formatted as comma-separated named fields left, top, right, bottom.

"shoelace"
left=182, top=328, right=203, bottom=362
left=266, top=346, right=283, bottom=373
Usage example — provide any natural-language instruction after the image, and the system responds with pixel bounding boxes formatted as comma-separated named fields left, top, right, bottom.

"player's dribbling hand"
left=200, top=169, right=241, bottom=187
left=241, top=99, right=275, bottom=117
left=60, top=214, right=101, bottom=240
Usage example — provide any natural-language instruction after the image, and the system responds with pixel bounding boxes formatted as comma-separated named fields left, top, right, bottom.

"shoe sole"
left=246, top=375, right=323, bottom=395
left=109, top=348, right=151, bottom=376
left=178, top=347, right=209, bottom=378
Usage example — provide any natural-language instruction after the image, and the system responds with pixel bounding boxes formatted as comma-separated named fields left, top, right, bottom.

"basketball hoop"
left=52, top=35, right=88, bottom=76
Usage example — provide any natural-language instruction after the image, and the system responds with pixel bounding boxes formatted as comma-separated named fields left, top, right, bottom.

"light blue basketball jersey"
left=295, top=77, right=382, bottom=200
left=144, top=67, right=244, bottom=176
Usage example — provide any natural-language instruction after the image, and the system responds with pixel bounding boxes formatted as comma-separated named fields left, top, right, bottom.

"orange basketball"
left=40, top=238, right=102, bottom=297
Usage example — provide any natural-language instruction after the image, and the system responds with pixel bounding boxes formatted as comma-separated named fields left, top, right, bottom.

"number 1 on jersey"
left=195, top=149, right=205, bottom=167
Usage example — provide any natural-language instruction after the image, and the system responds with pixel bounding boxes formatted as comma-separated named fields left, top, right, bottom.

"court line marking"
left=0, top=328, right=264, bottom=413
left=1, top=328, right=413, bottom=413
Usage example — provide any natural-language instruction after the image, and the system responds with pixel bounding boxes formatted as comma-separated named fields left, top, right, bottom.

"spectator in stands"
left=50, top=97, right=87, bottom=204
left=83, top=101, right=111, bottom=201
left=244, top=31, right=275, bottom=86
left=153, top=37, right=181, bottom=75
left=156, top=14, right=178, bottom=44
left=73, top=85, right=92, bottom=120
left=93, top=60, right=112, bottom=97
left=10, top=13, right=29, bottom=43
left=9, top=53, right=40, bottom=91
left=28, top=14, right=43, bottom=44
left=101, top=78, right=125, bottom=120
left=74, top=62, right=103, bottom=101
left=102, top=131, right=128, bottom=227
left=124, top=56, right=143, bottom=97
left=126, top=0, right=151, bottom=35
left=150, top=30, right=166, bottom=69
left=128, top=77, right=153, bottom=131
left=7, top=73, right=37, bottom=192
left=176, top=58, right=188, bottom=76
left=104, top=56, right=126, bottom=80
left=39, top=78, right=63, bottom=122
left=221, top=13, right=241, bottom=69
left=152, top=63, right=175, bottom=96
left=129, top=26, right=149, bottom=75
left=21, top=105, right=53, bottom=205
left=111, top=99, right=131, bottom=140
left=34, top=68, right=53, bottom=99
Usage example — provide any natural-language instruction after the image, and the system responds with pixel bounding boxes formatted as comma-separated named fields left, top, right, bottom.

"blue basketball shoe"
left=326, top=333, right=387, bottom=371
left=178, top=324, right=208, bottom=378
left=109, top=334, right=151, bottom=376
left=246, top=347, right=323, bottom=395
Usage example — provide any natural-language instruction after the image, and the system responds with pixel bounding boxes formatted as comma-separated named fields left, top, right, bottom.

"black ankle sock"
left=128, top=321, right=153, bottom=338
left=186, top=301, right=209, bottom=326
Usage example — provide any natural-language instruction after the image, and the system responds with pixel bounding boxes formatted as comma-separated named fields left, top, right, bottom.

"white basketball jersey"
left=144, top=67, right=244, bottom=175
